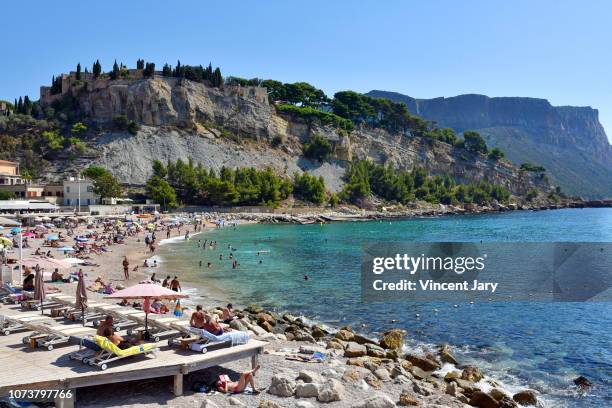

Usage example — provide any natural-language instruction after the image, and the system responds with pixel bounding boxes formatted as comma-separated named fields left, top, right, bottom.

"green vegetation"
left=341, top=160, right=511, bottom=205
left=145, top=159, right=334, bottom=207
left=293, top=172, right=326, bottom=204
left=82, top=166, right=123, bottom=199
left=303, top=134, right=333, bottom=161
left=112, top=115, right=140, bottom=134
left=520, top=162, right=546, bottom=172
left=93, top=60, right=102, bottom=78
left=164, top=61, right=224, bottom=87
left=463, top=131, right=488, bottom=154
left=0, top=191, right=15, bottom=200
left=488, top=147, right=505, bottom=161
left=71, top=122, right=87, bottom=135
left=276, top=104, right=354, bottom=132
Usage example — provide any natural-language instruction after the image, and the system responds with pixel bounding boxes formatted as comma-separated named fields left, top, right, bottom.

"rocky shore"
left=233, top=199, right=612, bottom=225
left=185, top=303, right=547, bottom=408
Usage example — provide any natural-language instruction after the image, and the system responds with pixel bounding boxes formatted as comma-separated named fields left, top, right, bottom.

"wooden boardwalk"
left=0, top=305, right=265, bottom=407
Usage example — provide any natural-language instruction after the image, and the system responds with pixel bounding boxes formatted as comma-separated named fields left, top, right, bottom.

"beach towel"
left=189, top=328, right=249, bottom=346
left=93, top=335, right=156, bottom=357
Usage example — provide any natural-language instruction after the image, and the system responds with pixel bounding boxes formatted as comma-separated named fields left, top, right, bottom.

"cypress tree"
left=93, top=60, right=102, bottom=78
left=76, top=63, right=81, bottom=80
left=212, top=67, right=223, bottom=87
left=110, top=60, right=119, bottom=80
left=23, top=96, right=32, bottom=115
left=17, top=97, right=23, bottom=114
left=162, top=63, right=172, bottom=77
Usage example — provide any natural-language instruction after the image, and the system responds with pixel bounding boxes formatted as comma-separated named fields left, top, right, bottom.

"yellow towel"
left=93, top=335, right=155, bottom=357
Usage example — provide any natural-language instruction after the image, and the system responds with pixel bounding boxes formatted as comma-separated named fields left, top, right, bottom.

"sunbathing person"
left=51, top=269, right=64, bottom=282
left=221, top=303, right=236, bottom=324
left=102, top=326, right=140, bottom=349
left=202, top=314, right=229, bottom=335
left=97, top=315, right=115, bottom=336
left=190, top=305, right=207, bottom=328
left=23, top=274, right=35, bottom=291
left=216, top=365, right=261, bottom=394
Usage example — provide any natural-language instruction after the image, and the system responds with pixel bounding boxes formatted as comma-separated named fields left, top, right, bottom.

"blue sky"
left=1, top=0, right=610, bottom=140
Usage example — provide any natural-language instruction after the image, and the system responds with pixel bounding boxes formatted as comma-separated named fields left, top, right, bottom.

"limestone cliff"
left=41, top=78, right=548, bottom=197
left=366, top=91, right=612, bottom=198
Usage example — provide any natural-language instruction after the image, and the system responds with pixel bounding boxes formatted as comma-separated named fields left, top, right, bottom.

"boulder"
left=394, top=375, right=412, bottom=385
left=379, top=329, right=405, bottom=350
left=258, top=401, right=282, bottom=408
left=295, top=382, right=320, bottom=398
left=374, top=367, right=392, bottom=382
left=294, top=331, right=316, bottom=343
left=311, top=325, right=327, bottom=338
left=444, top=371, right=462, bottom=382
left=245, top=304, right=263, bottom=314
left=439, top=344, right=458, bottom=365
left=267, top=375, right=296, bottom=397
left=411, top=381, right=434, bottom=396
left=409, top=366, right=431, bottom=380
left=406, top=354, right=440, bottom=371
left=455, top=379, right=481, bottom=396
left=352, top=333, right=378, bottom=345
left=366, top=343, right=387, bottom=358
left=399, top=389, right=420, bottom=406
left=461, top=366, right=484, bottom=382
left=386, top=349, right=401, bottom=361
left=326, top=339, right=345, bottom=350
left=512, top=390, right=539, bottom=406
left=498, top=397, right=518, bottom=408
left=229, top=319, right=250, bottom=331
left=390, top=365, right=408, bottom=379
left=573, top=375, right=592, bottom=388
left=365, top=373, right=382, bottom=389
left=468, top=391, right=500, bottom=408
left=282, top=313, right=296, bottom=323
left=228, top=397, right=245, bottom=406
left=200, top=401, right=220, bottom=408
left=297, top=370, right=322, bottom=384
left=335, top=329, right=354, bottom=341
left=344, top=342, right=367, bottom=358
left=489, top=388, right=509, bottom=401
left=355, top=394, right=397, bottom=408
left=250, top=325, right=267, bottom=336
left=446, top=381, right=458, bottom=397
left=259, top=320, right=274, bottom=333
left=346, top=357, right=365, bottom=367
left=295, top=402, right=314, bottom=408
left=317, top=379, right=344, bottom=403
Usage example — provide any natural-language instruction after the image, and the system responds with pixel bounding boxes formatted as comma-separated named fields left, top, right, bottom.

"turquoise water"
left=161, top=208, right=612, bottom=407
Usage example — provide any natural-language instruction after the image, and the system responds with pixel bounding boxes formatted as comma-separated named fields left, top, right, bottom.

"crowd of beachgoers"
left=0, top=212, right=582, bottom=407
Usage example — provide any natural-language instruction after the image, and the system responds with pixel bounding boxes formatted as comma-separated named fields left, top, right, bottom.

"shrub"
left=488, top=147, right=505, bottom=161
left=271, top=135, right=283, bottom=148
left=127, top=120, right=140, bottom=135
left=303, top=134, right=333, bottom=161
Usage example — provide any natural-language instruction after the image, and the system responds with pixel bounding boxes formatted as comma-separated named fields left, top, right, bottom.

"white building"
left=63, top=177, right=99, bottom=208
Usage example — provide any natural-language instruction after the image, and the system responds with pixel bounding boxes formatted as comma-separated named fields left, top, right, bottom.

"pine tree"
left=162, top=63, right=172, bottom=77
left=136, top=59, right=144, bottom=70
left=110, top=59, right=119, bottom=80
left=144, top=62, right=155, bottom=78
left=212, top=67, right=223, bottom=87
left=17, top=97, right=23, bottom=114
left=76, top=63, right=81, bottom=80
left=23, top=96, right=32, bottom=115
left=173, top=60, right=182, bottom=77
left=84, top=67, right=89, bottom=73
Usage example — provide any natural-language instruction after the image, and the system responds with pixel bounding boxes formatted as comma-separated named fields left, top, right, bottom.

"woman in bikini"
left=216, top=365, right=261, bottom=394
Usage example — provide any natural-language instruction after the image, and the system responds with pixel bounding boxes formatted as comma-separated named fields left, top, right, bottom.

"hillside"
left=1, top=69, right=554, bottom=208
left=366, top=91, right=612, bottom=199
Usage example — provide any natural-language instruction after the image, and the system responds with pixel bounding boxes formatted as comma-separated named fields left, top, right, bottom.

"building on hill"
left=0, top=160, right=24, bottom=186
left=62, top=177, right=99, bottom=208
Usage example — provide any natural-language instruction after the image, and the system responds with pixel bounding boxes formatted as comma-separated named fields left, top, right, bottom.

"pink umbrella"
left=107, top=283, right=187, bottom=338
left=34, top=268, right=46, bottom=315
left=20, top=257, right=72, bottom=270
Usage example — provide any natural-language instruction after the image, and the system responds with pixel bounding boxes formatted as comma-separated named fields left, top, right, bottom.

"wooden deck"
left=0, top=305, right=265, bottom=407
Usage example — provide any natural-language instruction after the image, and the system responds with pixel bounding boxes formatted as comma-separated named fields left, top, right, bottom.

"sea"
left=158, top=208, right=612, bottom=407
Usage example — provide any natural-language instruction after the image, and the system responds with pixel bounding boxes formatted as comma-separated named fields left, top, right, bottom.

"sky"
left=1, top=0, right=610, bottom=141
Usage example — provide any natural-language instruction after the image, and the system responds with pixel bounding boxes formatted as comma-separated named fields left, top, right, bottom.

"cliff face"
left=367, top=91, right=612, bottom=198
left=41, top=78, right=547, bottom=197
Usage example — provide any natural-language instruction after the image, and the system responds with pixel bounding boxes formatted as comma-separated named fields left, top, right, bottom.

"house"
left=63, top=177, right=99, bottom=208
left=0, top=160, right=24, bottom=186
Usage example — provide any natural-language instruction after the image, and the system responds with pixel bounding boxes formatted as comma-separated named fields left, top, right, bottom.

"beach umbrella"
left=34, top=268, right=46, bottom=315
left=46, top=235, right=59, bottom=241
left=75, top=272, right=88, bottom=326
left=64, top=257, right=84, bottom=265
left=44, top=223, right=56, bottom=229
left=34, top=225, right=48, bottom=231
left=75, top=237, right=89, bottom=242
left=11, top=227, right=22, bottom=234
left=56, top=246, right=75, bottom=252
left=22, top=231, right=35, bottom=238
left=107, top=283, right=188, bottom=339
left=20, top=257, right=72, bottom=270
left=0, top=237, right=12, bottom=246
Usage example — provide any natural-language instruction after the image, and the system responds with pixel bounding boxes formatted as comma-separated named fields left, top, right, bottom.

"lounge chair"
left=167, top=323, right=244, bottom=353
left=20, top=321, right=95, bottom=350
left=121, top=313, right=181, bottom=342
left=81, top=335, right=160, bottom=370
left=1, top=313, right=54, bottom=336
left=90, top=304, right=139, bottom=332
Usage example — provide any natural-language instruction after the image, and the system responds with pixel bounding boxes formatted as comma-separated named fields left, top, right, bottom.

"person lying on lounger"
left=102, top=327, right=140, bottom=349
left=215, top=365, right=261, bottom=394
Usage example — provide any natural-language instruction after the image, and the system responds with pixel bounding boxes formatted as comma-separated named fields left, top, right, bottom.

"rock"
left=228, top=397, right=245, bottom=406
left=458, top=394, right=470, bottom=404
left=311, top=325, right=327, bottom=338
left=250, top=325, right=267, bottom=336
left=282, top=313, right=296, bottom=323
left=200, top=401, right=220, bottom=408
left=352, top=333, right=378, bottom=345
left=229, top=319, right=249, bottom=331
left=267, top=375, right=296, bottom=397
left=258, top=401, right=282, bottom=408
left=400, top=360, right=413, bottom=370
left=406, top=354, right=440, bottom=371
left=409, top=366, right=431, bottom=380
left=379, top=329, right=405, bottom=350
left=461, top=366, right=484, bottom=382
left=294, top=331, right=316, bottom=343
left=469, top=391, right=500, bottom=408
left=394, top=375, right=412, bottom=385
left=489, top=388, right=509, bottom=401
left=512, top=390, right=539, bottom=406
left=317, top=379, right=344, bottom=403
left=295, top=382, right=320, bottom=398
left=498, top=397, right=518, bottom=408
left=297, top=370, right=322, bottom=384
left=298, top=345, right=326, bottom=355
left=386, top=349, right=401, bottom=361
left=259, top=320, right=274, bottom=332
left=573, top=375, right=592, bottom=388
left=444, top=371, right=461, bottom=382
left=275, top=333, right=287, bottom=341
left=258, top=332, right=277, bottom=341
left=366, top=343, right=387, bottom=358
left=390, top=365, right=408, bottom=378
left=342, top=368, right=362, bottom=383
left=345, top=342, right=367, bottom=358
left=245, top=304, right=263, bottom=314
left=355, top=394, right=397, bottom=408
left=284, top=332, right=295, bottom=341
left=346, top=357, right=365, bottom=367
left=455, top=379, right=481, bottom=396
left=365, top=373, right=382, bottom=389
left=439, top=344, right=458, bottom=364
left=399, top=389, right=420, bottom=406
left=335, top=329, right=354, bottom=341
left=374, top=367, right=392, bottom=382
left=446, top=381, right=458, bottom=397
left=412, top=381, right=434, bottom=396
left=326, top=339, right=345, bottom=350
left=295, top=402, right=314, bottom=408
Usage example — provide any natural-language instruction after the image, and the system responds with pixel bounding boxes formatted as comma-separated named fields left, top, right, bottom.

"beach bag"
left=174, top=300, right=183, bottom=317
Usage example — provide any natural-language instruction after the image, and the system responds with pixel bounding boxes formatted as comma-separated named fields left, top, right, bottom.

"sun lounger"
left=91, top=304, right=139, bottom=331
left=20, top=321, right=96, bottom=350
left=189, top=327, right=250, bottom=346
left=1, top=313, right=54, bottom=336
left=122, top=314, right=180, bottom=342
left=81, top=335, right=160, bottom=370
